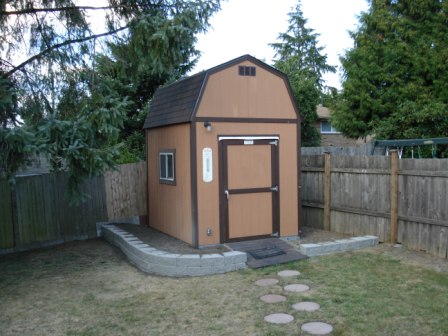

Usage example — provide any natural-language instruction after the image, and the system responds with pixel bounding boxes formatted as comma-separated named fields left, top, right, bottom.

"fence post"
left=323, top=152, right=331, bottom=231
left=390, top=150, right=398, bottom=243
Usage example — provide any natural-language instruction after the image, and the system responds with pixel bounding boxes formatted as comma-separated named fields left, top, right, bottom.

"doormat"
left=248, top=246, right=286, bottom=260
left=226, top=238, right=308, bottom=268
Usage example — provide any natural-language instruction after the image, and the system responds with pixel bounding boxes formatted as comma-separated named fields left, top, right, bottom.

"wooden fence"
left=0, top=162, right=147, bottom=253
left=301, top=152, right=448, bottom=259
left=301, top=142, right=374, bottom=156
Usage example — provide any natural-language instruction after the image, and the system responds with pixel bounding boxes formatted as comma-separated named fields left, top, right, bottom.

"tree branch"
left=5, top=26, right=129, bottom=77
left=0, top=4, right=168, bottom=16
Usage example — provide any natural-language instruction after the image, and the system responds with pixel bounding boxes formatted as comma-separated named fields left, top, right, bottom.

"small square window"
left=159, top=150, right=175, bottom=184
left=250, top=66, right=256, bottom=76
left=238, top=65, right=256, bottom=76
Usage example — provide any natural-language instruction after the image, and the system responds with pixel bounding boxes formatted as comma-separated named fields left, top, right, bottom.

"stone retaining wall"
left=102, top=224, right=247, bottom=277
left=299, top=236, right=379, bottom=257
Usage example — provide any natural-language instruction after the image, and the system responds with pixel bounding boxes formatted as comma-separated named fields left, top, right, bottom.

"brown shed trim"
left=218, top=138, right=280, bottom=243
left=296, top=119, right=302, bottom=235
left=190, top=122, right=199, bottom=248
left=195, top=117, right=297, bottom=124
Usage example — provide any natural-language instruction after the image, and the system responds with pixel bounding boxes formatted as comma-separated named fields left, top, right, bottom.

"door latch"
left=224, top=190, right=230, bottom=200
left=270, top=186, right=279, bottom=192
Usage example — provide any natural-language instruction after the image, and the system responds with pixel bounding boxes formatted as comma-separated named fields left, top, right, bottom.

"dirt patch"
left=296, top=226, right=353, bottom=244
left=359, top=243, right=448, bottom=273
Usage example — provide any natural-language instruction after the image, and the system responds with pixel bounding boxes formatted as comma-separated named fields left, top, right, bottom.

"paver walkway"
left=301, top=322, right=334, bottom=335
left=257, top=269, right=333, bottom=335
left=255, top=278, right=279, bottom=286
left=292, top=301, right=320, bottom=312
left=260, top=294, right=287, bottom=303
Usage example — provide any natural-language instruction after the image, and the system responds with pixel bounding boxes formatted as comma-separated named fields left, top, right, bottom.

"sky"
left=191, top=0, right=369, bottom=89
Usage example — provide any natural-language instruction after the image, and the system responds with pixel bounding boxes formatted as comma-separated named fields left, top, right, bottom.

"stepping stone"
left=277, top=269, right=300, bottom=277
left=264, top=313, right=294, bottom=324
left=260, top=294, right=287, bottom=303
left=284, top=284, right=310, bottom=292
left=292, top=301, right=320, bottom=312
left=301, top=321, right=333, bottom=335
left=255, top=278, right=279, bottom=286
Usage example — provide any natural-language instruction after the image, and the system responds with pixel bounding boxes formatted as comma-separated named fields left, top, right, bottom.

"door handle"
left=224, top=190, right=230, bottom=200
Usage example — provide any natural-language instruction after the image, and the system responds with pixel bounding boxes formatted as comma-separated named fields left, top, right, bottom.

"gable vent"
left=238, top=65, right=256, bottom=76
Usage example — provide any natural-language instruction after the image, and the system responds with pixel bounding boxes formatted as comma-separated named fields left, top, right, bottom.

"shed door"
left=219, top=138, right=279, bottom=242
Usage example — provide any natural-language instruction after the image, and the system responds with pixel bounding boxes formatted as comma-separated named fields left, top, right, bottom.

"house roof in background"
left=317, top=105, right=331, bottom=119
left=143, top=54, right=297, bottom=129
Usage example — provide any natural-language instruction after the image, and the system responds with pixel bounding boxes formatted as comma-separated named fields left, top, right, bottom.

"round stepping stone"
left=260, top=294, right=287, bottom=303
left=301, top=321, right=333, bottom=335
left=255, top=278, right=279, bottom=286
left=264, top=313, right=294, bottom=324
left=284, top=284, right=310, bottom=292
left=292, top=301, right=320, bottom=312
left=277, top=270, right=301, bottom=277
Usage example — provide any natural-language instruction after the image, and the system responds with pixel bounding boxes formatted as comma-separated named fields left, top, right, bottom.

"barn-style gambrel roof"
left=143, top=54, right=298, bottom=129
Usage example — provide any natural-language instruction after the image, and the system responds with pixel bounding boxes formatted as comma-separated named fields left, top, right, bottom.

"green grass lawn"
left=0, top=240, right=447, bottom=336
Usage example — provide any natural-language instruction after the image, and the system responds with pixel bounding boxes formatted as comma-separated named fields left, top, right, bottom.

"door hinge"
left=271, top=232, right=279, bottom=237
left=270, top=186, right=279, bottom=192
left=269, top=140, right=278, bottom=146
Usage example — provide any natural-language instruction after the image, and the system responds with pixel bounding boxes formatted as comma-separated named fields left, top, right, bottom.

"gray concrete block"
left=130, top=245, right=153, bottom=260
left=211, top=264, right=231, bottom=274
left=157, top=253, right=182, bottom=266
left=185, top=266, right=215, bottom=277
left=151, top=264, right=187, bottom=277
left=140, top=247, right=158, bottom=253
left=200, top=254, right=225, bottom=267
left=176, top=254, right=202, bottom=267
left=233, top=262, right=247, bottom=271
left=102, top=221, right=251, bottom=277
left=223, top=251, right=247, bottom=264
left=300, top=236, right=379, bottom=257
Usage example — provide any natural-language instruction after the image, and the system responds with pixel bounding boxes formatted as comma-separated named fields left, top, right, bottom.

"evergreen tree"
left=332, top=0, right=448, bottom=141
left=270, top=1, right=335, bottom=146
left=0, top=0, right=221, bottom=200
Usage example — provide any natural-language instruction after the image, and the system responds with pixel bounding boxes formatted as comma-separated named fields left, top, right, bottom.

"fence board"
left=1, top=162, right=145, bottom=253
left=301, top=154, right=448, bottom=259
left=0, top=180, right=14, bottom=249
left=104, top=162, right=147, bottom=220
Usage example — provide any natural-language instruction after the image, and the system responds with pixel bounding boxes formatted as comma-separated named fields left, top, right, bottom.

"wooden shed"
left=143, top=55, right=301, bottom=248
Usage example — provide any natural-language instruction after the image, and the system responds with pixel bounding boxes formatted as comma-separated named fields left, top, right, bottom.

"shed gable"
left=195, top=60, right=297, bottom=120
left=143, top=55, right=299, bottom=130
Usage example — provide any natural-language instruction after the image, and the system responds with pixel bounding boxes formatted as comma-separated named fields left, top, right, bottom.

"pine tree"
left=270, top=1, right=335, bottom=146
left=0, top=0, right=221, bottom=200
left=332, top=0, right=448, bottom=141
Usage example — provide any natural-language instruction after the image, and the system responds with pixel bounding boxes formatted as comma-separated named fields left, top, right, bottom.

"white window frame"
left=320, top=120, right=340, bottom=134
left=159, top=150, right=175, bottom=184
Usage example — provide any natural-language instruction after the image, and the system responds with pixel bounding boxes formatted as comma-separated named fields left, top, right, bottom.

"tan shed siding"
left=196, top=61, right=296, bottom=120
left=195, top=122, right=299, bottom=246
left=147, top=124, right=192, bottom=244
